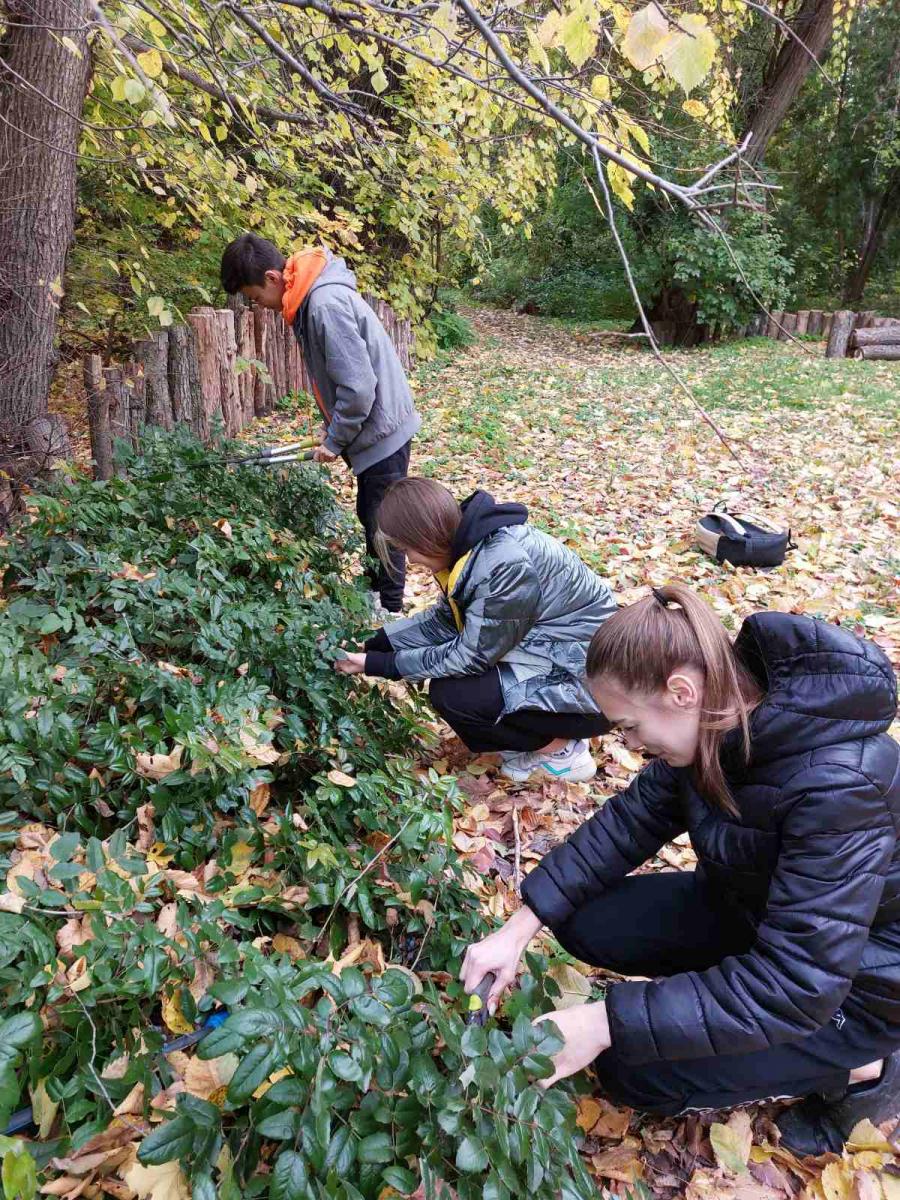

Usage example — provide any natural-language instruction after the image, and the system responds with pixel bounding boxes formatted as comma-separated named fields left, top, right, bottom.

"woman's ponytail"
left=586, top=583, right=761, bottom=814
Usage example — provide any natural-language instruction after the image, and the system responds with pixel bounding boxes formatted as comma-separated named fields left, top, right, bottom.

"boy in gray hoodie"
left=220, top=232, right=420, bottom=613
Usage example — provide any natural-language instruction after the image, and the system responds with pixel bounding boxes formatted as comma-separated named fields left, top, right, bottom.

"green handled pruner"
left=465, top=972, right=496, bottom=1027
left=225, top=437, right=318, bottom=467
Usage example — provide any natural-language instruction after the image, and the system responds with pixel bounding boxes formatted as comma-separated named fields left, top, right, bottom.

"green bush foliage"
left=0, top=434, right=604, bottom=1199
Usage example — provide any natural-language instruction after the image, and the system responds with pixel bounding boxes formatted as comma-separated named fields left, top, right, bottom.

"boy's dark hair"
left=220, top=233, right=285, bottom=294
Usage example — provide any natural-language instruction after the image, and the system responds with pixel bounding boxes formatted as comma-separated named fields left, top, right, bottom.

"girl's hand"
left=460, top=905, right=542, bottom=1014
left=334, top=652, right=366, bottom=675
left=532, top=1001, right=611, bottom=1088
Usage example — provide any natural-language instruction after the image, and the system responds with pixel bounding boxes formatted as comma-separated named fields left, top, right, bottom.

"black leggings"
left=554, top=871, right=900, bottom=1115
left=429, top=667, right=608, bottom=753
left=355, top=441, right=411, bottom=612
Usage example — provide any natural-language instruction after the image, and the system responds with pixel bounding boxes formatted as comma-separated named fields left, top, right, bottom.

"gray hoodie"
left=293, top=253, right=421, bottom=474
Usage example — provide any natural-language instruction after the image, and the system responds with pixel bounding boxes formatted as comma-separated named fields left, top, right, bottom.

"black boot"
left=777, top=1052, right=900, bottom=1156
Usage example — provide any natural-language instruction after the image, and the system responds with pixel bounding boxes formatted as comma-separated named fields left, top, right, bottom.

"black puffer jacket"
left=521, top=613, right=900, bottom=1065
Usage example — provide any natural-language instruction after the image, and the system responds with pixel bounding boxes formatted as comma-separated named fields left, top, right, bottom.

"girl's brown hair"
left=586, top=583, right=762, bottom=814
left=375, top=478, right=461, bottom=568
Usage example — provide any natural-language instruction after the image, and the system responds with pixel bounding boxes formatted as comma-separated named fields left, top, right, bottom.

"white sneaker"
left=368, top=592, right=401, bottom=624
left=500, top=740, right=597, bottom=784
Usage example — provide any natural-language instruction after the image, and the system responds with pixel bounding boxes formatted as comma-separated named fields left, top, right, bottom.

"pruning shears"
left=224, top=437, right=319, bottom=467
left=465, top=972, right=496, bottom=1028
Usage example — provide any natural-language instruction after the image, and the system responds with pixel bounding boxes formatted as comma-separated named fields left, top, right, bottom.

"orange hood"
left=281, top=248, right=329, bottom=326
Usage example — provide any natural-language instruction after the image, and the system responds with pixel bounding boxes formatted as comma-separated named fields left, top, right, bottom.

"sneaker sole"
left=500, top=759, right=597, bottom=784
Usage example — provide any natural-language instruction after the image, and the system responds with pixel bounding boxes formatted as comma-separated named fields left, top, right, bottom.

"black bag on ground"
left=696, top=504, right=795, bottom=568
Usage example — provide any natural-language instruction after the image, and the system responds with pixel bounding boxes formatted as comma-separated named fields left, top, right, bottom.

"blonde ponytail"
left=586, top=583, right=762, bottom=814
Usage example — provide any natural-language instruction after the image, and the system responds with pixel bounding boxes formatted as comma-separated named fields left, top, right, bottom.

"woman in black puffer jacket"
left=461, top=583, right=900, bottom=1154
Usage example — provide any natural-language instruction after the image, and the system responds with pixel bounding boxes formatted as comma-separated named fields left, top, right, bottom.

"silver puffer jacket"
left=384, top=521, right=617, bottom=716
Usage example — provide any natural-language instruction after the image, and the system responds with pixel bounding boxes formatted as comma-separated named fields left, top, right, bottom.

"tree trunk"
left=826, top=310, right=857, bottom=358
left=743, top=0, right=834, bottom=165
left=629, top=286, right=709, bottom=347
left=0, top=0, right=93, bottom=438
left=841, top=172, right=900, bottom=306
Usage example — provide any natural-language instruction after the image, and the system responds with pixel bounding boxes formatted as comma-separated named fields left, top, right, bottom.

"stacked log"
left=851, top=323, right=900, bottom=361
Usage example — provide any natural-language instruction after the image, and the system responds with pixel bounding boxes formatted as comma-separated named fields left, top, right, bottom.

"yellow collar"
left=435, top=551, right=471, bottom=632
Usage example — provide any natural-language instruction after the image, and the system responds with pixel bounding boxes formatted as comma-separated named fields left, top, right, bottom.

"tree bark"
left=826, top=310, right=857, bottom=358
left=743, top=0, right=834, bottom=165
left=841, top=171, right=900, bottom=306
left=0, top=0, right=93, bottom=436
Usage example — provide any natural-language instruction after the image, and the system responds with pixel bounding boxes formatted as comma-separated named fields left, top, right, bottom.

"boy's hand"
left=334, top=652, right=366, bottom=675
left=313, top=444, right=338, bottom=463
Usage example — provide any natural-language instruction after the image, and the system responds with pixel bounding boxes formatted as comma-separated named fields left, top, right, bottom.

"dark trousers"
left=355, top=441, right=411, bottom=612
left=429, top=668, right=609, bottom=753
left=554, top=871, right=900, bottom=1115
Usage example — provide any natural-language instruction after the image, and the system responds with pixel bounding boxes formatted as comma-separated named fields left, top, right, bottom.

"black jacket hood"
left=450, top=490, right=528, bottom=564
left=735, top=611, right=898, bottom=764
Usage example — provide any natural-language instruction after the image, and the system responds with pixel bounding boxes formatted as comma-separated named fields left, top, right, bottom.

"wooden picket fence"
left=743, top=307, right=899, bottom=360
left=83, top=295, right=414, bottom=480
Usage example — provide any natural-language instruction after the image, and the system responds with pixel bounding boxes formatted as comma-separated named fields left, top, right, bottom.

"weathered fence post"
left=237, top=309, right=256, bottom=426
left=779, top=312, right=798, bottom=341
left=84, top=354, right=114, bottom=481
left=214, top=309, right=241, bottom=436
left=168, top=323, right=202, bottom=433
left=826, top=310, right=857, bottom=359
left=138, top=331, right=173, bottom=431
left=253, top=308, right=275, bottom=416
left=187, top=308, right=221, bottom=441
left=766, top=311, right=784, bottom=339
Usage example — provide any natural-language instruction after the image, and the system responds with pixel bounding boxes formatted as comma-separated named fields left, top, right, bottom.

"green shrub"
left=0, top=433, right=599, bottom=1199
left=428, top=308, right=475, bottom=351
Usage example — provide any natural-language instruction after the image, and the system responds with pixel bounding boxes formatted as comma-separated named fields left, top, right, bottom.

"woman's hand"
left=334, top=652, right=367, bottom=675
left=460, top=905, right=542, bottom=1014
left=532, top=1001, right=611, bottom=1088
